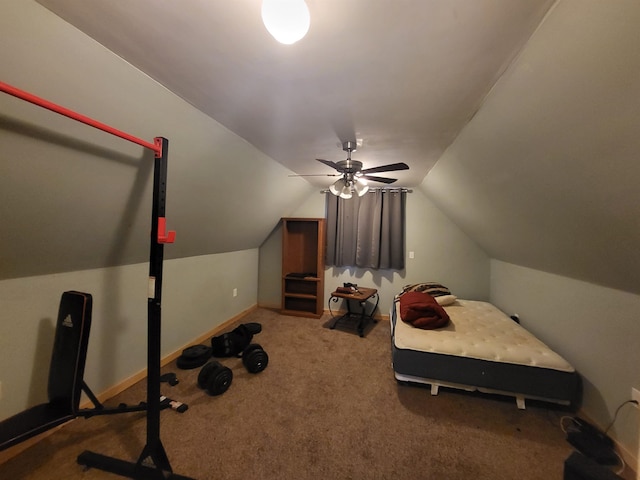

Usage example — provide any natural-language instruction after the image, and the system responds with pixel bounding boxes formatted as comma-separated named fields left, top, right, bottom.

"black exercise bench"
left=0, top=291, right=94, bottom=451
left=0, top=291, right=155, bottom=452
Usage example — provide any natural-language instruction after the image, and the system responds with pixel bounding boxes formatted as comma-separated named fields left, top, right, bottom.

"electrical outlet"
left=233, top=288, right=238, bottom=297
left=632, top=387, right=640, bottom=406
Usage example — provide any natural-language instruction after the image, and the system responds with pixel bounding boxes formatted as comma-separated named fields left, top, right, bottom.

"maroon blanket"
left=399, top=291, right=450, bottom=329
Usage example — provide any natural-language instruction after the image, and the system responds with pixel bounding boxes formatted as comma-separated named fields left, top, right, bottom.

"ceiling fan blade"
left=288, top=173, right=340, bottom=177
left=360, top=162, right=409, bottom=175
left=316, top=158, right=343, bottom=171
left=361, top=175, right=398, bottom=184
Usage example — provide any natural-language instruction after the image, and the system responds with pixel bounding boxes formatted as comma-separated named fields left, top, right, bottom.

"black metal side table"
left=328, top=287, right=379, bottom=337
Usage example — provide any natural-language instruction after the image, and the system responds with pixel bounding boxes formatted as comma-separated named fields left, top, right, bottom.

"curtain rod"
left=320, top=188, right=412, bottom=194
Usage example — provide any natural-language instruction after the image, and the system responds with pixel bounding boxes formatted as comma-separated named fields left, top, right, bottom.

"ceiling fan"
left=307, top=141, right=409, bottom=199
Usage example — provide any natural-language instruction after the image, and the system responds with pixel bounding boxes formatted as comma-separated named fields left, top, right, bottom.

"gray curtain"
left=326, top=189, right=406, bottom=269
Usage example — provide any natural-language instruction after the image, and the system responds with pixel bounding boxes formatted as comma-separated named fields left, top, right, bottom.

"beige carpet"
left=0, top=308, right=627, bottom=479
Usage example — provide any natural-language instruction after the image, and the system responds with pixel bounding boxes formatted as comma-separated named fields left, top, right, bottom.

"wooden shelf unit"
left=281, top=218, right=325, bottom=318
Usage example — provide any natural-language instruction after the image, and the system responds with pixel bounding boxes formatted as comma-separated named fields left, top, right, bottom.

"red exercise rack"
left=0, top=80, right=191, bottom=480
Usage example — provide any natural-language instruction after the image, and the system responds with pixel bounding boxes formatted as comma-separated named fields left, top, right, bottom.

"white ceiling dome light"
left=261, top=0, right=310, bottom=45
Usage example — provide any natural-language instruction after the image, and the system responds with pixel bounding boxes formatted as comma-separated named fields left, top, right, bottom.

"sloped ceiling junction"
left=35, top=0, right=555, bottom=187
left=424, top=0, right=640, bottom=295
left=8, top=0, right=640, bottom=296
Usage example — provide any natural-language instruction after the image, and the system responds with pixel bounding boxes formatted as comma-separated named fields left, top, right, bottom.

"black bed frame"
left=390, top=302, right=581, bottom=409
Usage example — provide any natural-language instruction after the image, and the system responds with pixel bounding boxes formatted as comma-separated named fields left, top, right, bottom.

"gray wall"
left=418, top=0, right=640, bottom=463
left=490, top=260, right=640, bottom=464
left=258, top=190, right=490, bottom=315
left=0, top=0, right=315, bottom=281
left=421, top=0, right=640, bottom=297
left=0, top=0, right=309, bottom=421
left=3, top=0, right=639, bottom=470
left=0, top=251, right=258, bottom=421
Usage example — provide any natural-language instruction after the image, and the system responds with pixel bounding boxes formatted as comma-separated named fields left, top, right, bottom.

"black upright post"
left=136, top=136, right=172, bottom=473
left=77, top=138, right=194, bottom=480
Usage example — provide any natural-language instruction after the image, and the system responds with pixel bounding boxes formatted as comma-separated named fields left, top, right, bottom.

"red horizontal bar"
left=0, top=80, right=161, bottom=156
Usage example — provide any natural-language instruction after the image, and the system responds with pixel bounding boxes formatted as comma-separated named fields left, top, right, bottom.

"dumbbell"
left=241, top=343, right=269, bottom=373
left=198, top=343, right=269, bottom=396
left=197, top=360, right=233, bottom=396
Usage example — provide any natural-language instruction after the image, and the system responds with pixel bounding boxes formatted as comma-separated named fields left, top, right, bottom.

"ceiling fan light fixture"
left=339, top=185, right=353, bottom=199
left=329, top=177, right=354, bottom=199
left=261, top=0, right=310, bottom=45
left=354, top=177, right=369, bottom=196
left=329, top=177, right=346, bottom=196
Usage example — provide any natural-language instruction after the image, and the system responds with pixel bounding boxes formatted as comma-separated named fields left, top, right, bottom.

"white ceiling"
left=36, top=0, right=555, bottom=188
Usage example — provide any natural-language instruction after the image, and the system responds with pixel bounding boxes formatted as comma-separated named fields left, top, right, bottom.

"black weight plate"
left=208, top=367, right=233, bottom=395
left=177, top=354, right=209, bottom=370
left=243, top=344, right=269, bottom=373
left=181, top=344, right=212, bottom=359
left=243, top=322, right=262, bottom=335
left=198, top=361, right=233, bottom=395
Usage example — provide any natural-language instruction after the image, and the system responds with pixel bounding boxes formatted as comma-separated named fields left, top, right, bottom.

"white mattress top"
left=393, top=299, right=575, bottom=372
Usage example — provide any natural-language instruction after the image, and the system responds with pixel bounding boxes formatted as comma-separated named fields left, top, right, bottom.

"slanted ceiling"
left=0, top=0, right=315, bottom=280
left=32, top=0, right=556, bottom=187
left=1, top=0, right=639, bottom=297
left=422, top=0, right=640, bottom=295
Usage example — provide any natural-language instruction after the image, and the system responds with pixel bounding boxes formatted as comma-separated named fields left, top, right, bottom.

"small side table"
left=328, top=287, right=379, bottom=337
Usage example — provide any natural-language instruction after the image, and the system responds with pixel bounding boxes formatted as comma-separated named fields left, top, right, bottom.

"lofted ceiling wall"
left=1, top=0, right=639, bottom=297
left=422, top=0, right=640, bottom=295
left=34, top=0, right=555, bottom=187
left=0, top=0, right=315, bottom=280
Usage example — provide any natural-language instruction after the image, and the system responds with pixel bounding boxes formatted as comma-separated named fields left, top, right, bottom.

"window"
left=325, top=189, right=406, bottom=269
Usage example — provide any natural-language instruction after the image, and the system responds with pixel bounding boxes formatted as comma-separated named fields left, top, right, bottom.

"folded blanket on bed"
left=399, top=291, right=450, bottom=329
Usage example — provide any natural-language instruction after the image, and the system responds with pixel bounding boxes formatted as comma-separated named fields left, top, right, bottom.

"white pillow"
left=435, top=294, right=457, bottom=306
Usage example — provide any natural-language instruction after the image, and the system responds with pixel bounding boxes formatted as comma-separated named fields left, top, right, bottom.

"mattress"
left=391, top=298, right=580, bottom=408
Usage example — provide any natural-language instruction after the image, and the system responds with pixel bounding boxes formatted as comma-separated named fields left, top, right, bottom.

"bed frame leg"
left=430, top=384, right=439, bottom=396
left=516, top=396, right=526, bottom=410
